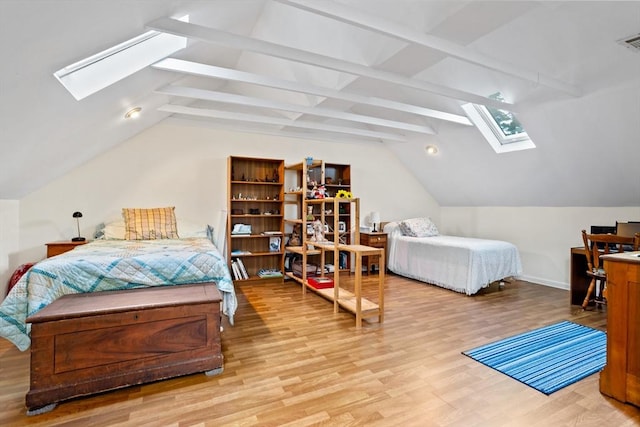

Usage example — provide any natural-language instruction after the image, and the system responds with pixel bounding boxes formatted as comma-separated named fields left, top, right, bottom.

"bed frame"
left=25, top=283, right=223, bottom=415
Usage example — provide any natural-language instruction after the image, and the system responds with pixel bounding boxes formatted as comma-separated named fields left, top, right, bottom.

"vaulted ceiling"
left=1, top=1, right=639, bottom=206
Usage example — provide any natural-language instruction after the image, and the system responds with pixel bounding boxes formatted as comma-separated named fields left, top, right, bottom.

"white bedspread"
left=385, top=222, right=522, bottom=295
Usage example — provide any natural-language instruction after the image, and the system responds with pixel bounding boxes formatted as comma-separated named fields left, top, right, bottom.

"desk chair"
left=580, top=230, right=640, bottom=309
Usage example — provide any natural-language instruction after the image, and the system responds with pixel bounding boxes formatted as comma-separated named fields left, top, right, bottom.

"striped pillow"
left=122, top=207, right=179, bottom=240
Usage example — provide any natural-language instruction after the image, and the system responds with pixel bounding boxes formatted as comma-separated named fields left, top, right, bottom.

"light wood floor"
left=1, top=275, right=639, bottom=426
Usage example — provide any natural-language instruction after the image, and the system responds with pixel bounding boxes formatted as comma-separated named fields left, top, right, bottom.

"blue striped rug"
left=462, top=321, right=606, bottom=395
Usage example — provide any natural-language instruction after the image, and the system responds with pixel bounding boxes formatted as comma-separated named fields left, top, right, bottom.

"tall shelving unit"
left=283, top=159, right=322, bottom=288
left=284, top=159, right=352, bottom=279
left=227, top=156, right=284, bottom=284
left=283, top=160, right=384, bottom=328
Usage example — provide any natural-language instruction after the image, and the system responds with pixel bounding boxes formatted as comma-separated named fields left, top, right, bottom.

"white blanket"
left=384, top=222, right=522, bottom=295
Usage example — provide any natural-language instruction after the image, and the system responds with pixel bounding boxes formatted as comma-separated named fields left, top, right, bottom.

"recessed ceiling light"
left=124, top=107, right=142, bottom=119
left=425, top=145, right=439, bottom=155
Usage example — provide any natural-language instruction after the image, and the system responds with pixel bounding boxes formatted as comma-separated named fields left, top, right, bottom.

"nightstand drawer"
left=360, top=233, right=387, bottom=247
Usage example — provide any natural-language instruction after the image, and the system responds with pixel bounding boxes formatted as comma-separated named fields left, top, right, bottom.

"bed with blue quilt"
left=0, top=237, right=236, bottom=352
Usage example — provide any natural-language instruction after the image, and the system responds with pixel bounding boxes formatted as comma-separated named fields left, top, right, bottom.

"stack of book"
left=257, top=268, right=283, bottom=278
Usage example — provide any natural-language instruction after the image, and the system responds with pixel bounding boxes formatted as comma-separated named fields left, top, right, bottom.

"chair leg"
left=582, top=277, right=596, bottom=309
left=595, top=279, right=607, bottom=306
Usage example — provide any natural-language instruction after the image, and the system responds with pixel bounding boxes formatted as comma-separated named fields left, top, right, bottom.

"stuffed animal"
left=315, top=185, right=326, bottom=199
left=287, top=225, right=301, bottom=246
left=309, top=219, right=327, bottom=242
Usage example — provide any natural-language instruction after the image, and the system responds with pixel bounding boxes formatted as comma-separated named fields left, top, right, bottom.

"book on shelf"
left=261, top=231, right=282, bottom=235
left=231, top=260, right=242, bottom=280
left=231, top=249, right=252, bottom=255
left=236, top=258, right=249, bottom=280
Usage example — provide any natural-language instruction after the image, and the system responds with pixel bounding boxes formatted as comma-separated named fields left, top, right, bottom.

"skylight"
left=462, top=92, right=535, bottom=153
left=54, top=16, right=189, bottom=100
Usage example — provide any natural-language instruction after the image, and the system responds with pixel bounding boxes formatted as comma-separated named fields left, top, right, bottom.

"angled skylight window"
left=54, top=16, right=189, bottom=100
left=462, top=92, right=535, bottom=153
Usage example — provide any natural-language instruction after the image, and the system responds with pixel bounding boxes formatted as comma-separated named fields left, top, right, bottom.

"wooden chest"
left=26, top=283, right=223, bottom=413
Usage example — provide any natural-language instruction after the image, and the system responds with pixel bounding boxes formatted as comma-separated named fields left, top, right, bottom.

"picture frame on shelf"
left=269, top=236, right=281, bottom=252
left=338, top=221, right=346, bottom=233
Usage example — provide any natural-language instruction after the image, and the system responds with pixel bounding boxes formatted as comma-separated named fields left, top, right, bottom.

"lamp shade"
left=370, top=211, right=381, bottom=232
left=73, top=211, right=83, bottom=218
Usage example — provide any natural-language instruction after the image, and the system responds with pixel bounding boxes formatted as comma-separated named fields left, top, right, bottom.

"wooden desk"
left=600, top=251, right=640, bottom=407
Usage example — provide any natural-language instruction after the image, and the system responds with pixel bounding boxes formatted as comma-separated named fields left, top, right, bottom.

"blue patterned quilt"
left=0, top=238, right=236, bottom=351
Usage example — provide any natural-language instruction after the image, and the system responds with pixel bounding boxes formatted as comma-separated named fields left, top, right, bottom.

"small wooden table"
left=46, top=240, right=88, bottom=257
left=313, top=243, right=384, bottom=329
left=360, top=232, right=387, bottom=274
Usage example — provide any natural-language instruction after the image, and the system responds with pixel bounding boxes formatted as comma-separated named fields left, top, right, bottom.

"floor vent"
left=617, top=33, right=640, bottom=53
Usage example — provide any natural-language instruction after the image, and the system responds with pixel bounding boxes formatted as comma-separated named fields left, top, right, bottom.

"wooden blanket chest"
left=25, top=283, right=223, bottom=413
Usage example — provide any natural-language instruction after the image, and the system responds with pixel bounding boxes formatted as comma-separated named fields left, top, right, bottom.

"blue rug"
left=462, top=321, right=606, bottom=395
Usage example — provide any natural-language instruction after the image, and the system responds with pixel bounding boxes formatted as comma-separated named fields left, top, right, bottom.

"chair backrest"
left=581, top=230, right=639, bottom=272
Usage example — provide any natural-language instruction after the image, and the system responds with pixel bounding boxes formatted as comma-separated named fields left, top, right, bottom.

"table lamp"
left=72, top=211, right=86, bottom=242
left=370, top=211, right=381, bottom=232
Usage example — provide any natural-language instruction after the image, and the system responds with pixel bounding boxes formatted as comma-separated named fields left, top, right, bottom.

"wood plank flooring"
left=1, top=275, right=639, bottom=426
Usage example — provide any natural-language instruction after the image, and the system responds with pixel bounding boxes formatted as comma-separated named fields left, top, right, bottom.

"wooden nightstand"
left=360, top=232, right=387, bottom=274
left=46, top=241, right=88, bottom=258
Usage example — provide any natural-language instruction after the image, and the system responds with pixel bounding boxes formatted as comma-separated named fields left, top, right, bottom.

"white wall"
left=11, top=120, right=438, bottom=290
left=0, top=200, right=19, bottom=296
left=441, top=206, right=640, bottom=289
left=9, top=120, right=637, bottom=297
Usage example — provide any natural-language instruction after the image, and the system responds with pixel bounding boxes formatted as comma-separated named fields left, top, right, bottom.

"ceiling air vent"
left=617, top=33, right=640, bottom=53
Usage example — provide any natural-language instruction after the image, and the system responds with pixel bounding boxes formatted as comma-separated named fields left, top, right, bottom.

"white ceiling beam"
left=167, top=117, right=393, bottom=146
left=277, top=0, right=582, bottom=97
left=146, top=17, right=513, bottom=110
left=155, top=85, right=436, bottom=134
left=158, top=104, right=408, bottom=142
left=153, top=58, right=471, bottom=125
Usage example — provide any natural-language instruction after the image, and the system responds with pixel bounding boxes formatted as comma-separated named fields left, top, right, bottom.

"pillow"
left=103, top=219, right=127, bottom=239
left=177, top=219, right=208, bottom=238
left=398, top=217, right=439, bottom=237
left=94, top=219, right=126, bottom=239
left=122, top=207, right=179, bottom=240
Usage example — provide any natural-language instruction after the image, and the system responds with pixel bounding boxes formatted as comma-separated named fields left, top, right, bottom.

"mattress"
left=0, top=237, right=236, bottom=351
left=385, top=222, right=522, bottom=295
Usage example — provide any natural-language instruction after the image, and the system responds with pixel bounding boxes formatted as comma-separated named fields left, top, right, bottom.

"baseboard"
left=518, top=275, right=569, bottom=291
